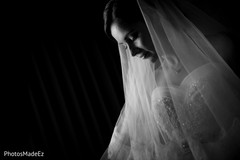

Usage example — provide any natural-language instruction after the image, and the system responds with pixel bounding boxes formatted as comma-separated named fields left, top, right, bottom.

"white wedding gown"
left=101, top=63, right=240, bottom=160
left=151, top=63, right=240, bottom=160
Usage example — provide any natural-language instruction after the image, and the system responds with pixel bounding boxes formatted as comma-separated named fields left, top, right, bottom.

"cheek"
left=134, top=37, right=154, bottom=51
left=134, top=39, right=144, bottom=48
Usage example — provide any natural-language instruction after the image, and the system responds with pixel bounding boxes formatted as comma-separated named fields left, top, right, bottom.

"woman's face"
left=110, top=20, right=186, bottom=86
left=111, top=21, right=159, bottom=64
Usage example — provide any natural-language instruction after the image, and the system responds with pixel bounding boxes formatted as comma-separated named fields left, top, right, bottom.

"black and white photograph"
left=2, top=0, right=240, bottom=159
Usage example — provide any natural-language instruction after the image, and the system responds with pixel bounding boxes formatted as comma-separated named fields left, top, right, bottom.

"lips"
left=135, top=51, right=151, bottom=59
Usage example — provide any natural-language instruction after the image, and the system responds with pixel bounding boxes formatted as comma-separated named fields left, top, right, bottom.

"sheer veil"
left=101, top=0, right=240, bottom=159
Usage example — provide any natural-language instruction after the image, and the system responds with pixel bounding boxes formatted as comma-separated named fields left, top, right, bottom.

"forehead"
left=110, top=21, right=133, bottom=44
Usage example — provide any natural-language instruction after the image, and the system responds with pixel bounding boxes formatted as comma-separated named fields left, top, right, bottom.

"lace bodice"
left=152, top=64, right=223, bottom=147
left=151, top=88, right=186, bottom=148
left=181, top=79, right=222, bottom=143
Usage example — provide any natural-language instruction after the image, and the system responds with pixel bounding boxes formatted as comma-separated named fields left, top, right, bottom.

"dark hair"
left=103, top=0, right=144, bottom=40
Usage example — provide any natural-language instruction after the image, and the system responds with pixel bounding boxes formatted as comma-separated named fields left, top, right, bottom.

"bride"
left=101, top=0, right=240, bottom=159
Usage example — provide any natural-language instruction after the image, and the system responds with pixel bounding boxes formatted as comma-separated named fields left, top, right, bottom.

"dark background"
left=2, top=0, right=239, bottom=159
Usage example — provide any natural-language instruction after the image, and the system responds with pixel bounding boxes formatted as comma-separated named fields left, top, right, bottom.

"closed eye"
left=128, top=31, right=139, bottom=42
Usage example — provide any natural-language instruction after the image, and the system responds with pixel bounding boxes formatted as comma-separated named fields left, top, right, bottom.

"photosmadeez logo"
left=3, top=151, right=44, bottom=157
